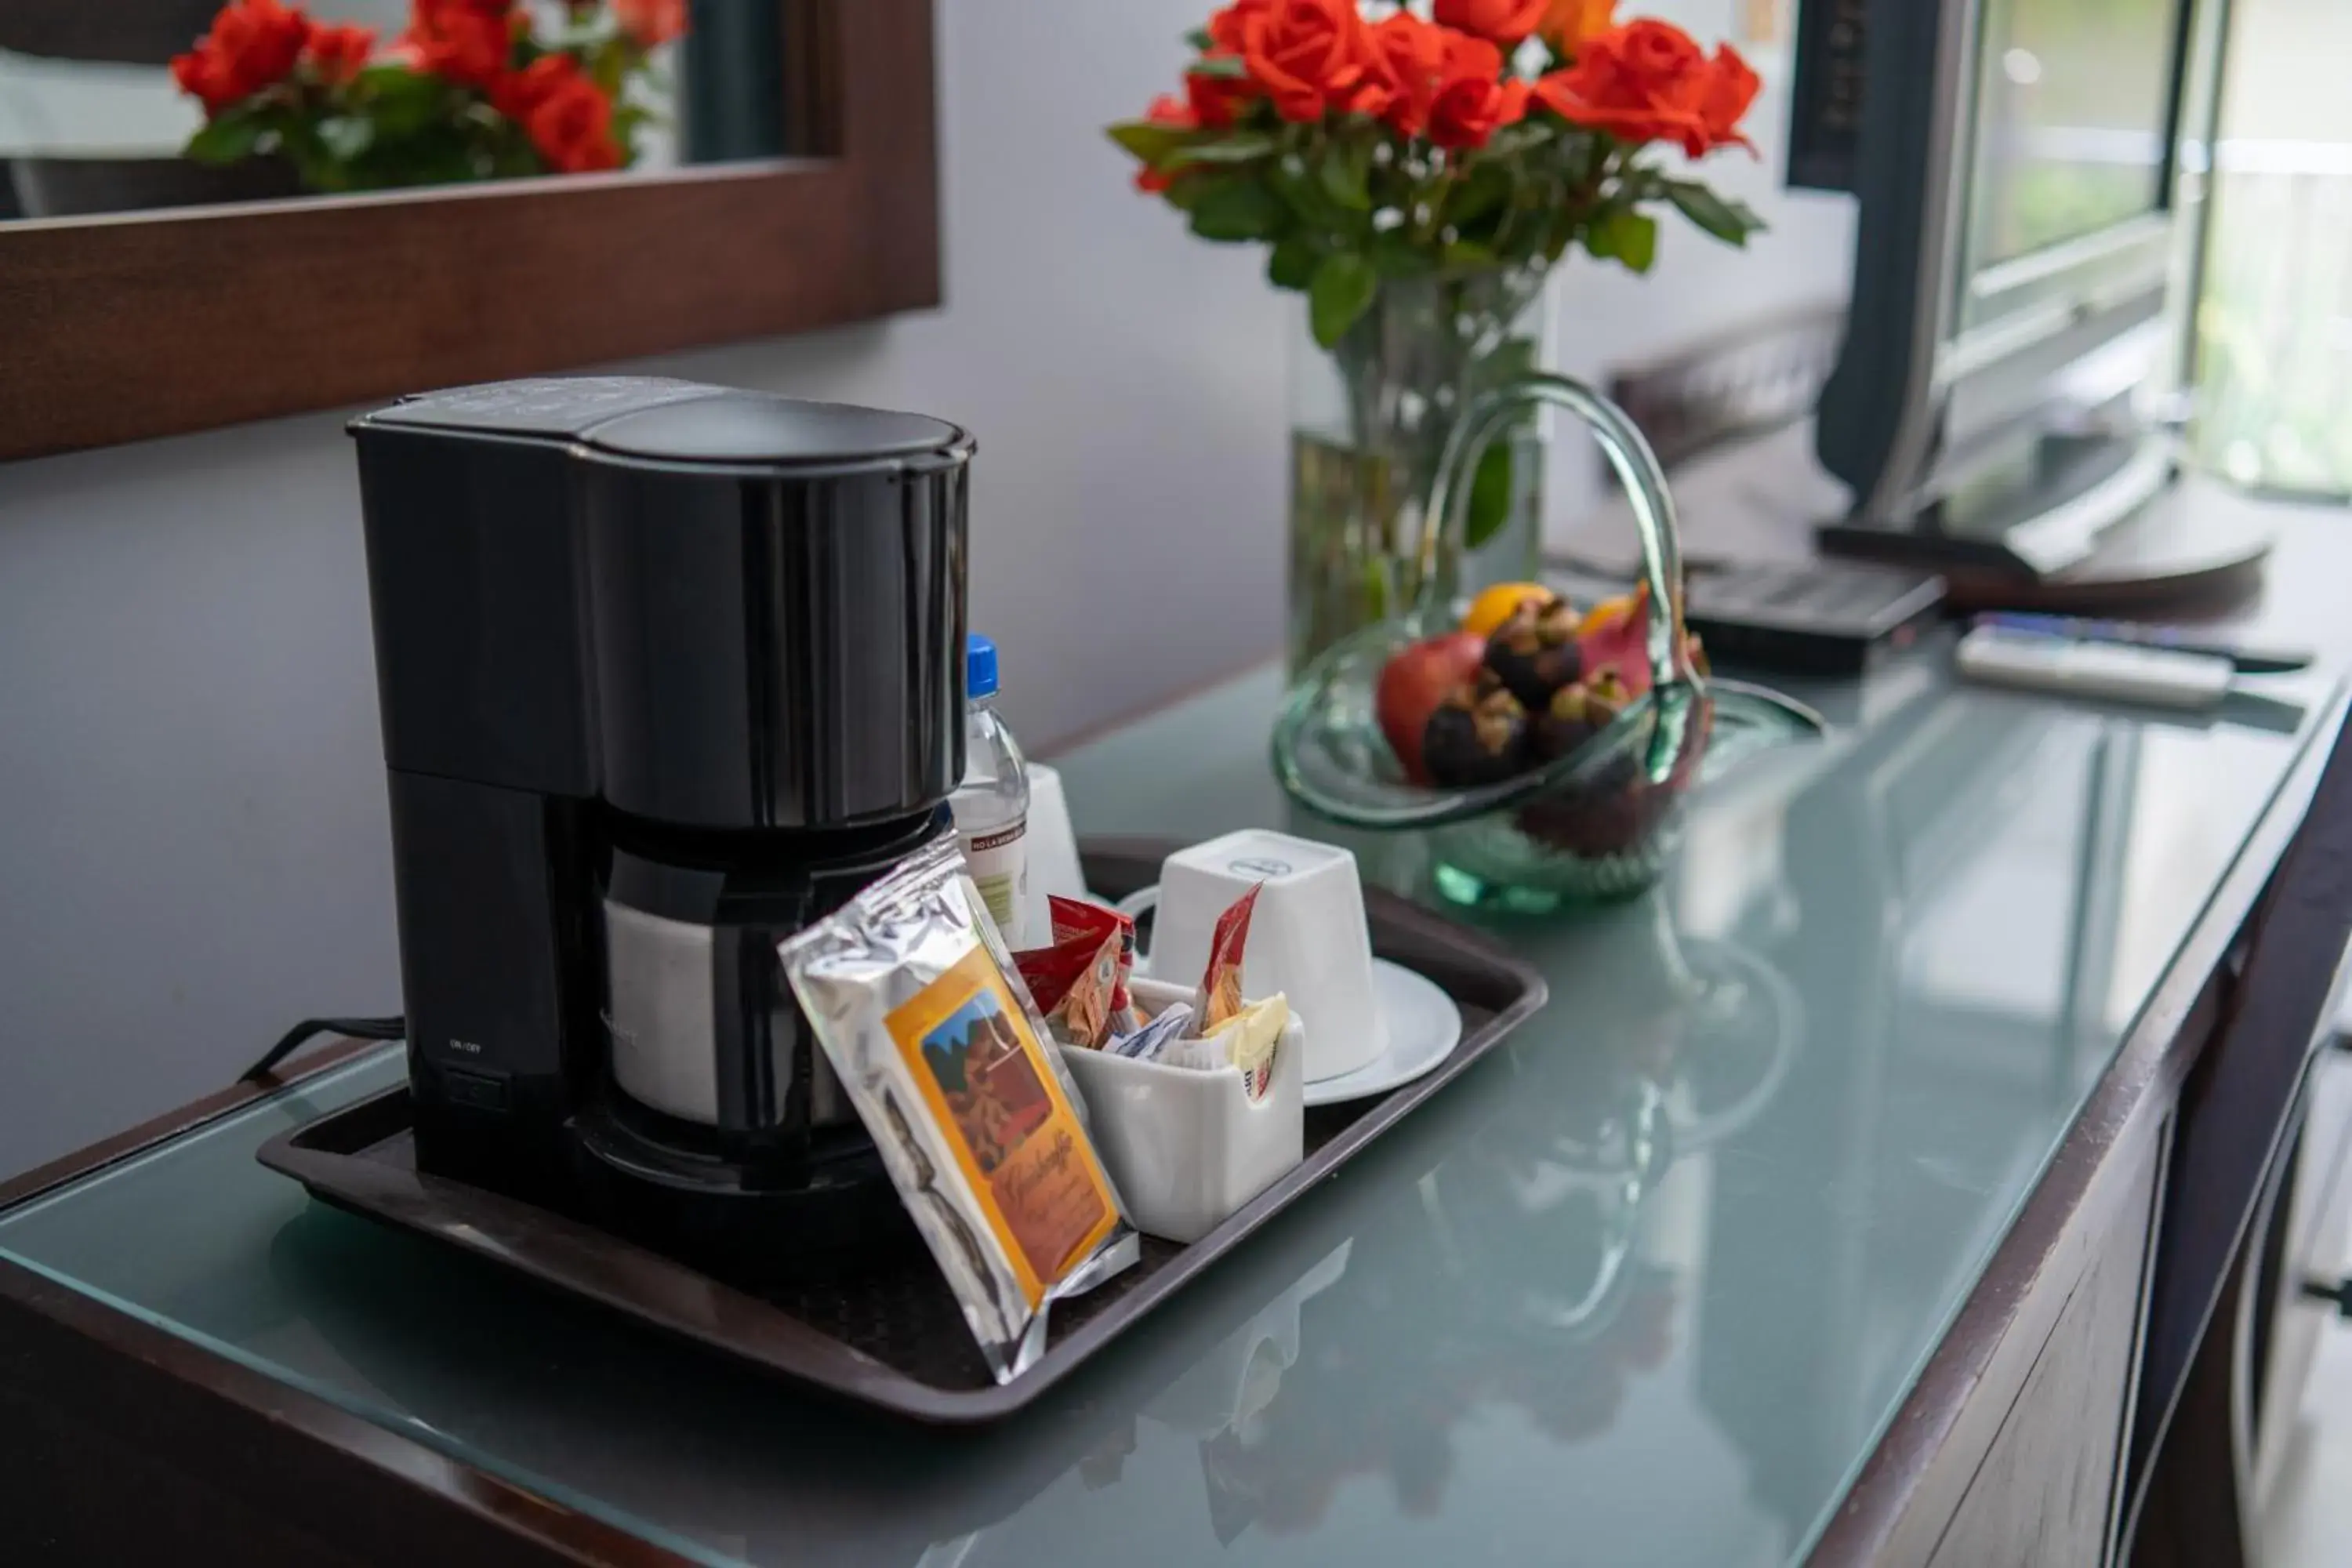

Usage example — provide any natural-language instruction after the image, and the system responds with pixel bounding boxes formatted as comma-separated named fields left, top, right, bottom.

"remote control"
left=1955, top=626, right=2236, bottom=711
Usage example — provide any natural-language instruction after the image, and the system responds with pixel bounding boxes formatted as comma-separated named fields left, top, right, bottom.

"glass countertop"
left=0, top=652, right=2336, bottom=1568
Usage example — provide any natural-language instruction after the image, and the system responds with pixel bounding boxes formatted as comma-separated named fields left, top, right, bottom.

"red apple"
left=1376, top=632, right=1484, bottom=783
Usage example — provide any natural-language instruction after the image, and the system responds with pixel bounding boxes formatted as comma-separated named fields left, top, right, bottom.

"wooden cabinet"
left=2250, top=1044, right=2352, bottom=1514
left=1925, top=1137, right=2162, bottom=1568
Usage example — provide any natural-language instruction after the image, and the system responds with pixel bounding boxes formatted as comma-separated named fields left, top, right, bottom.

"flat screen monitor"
left=1794, top=0, right=2216, bottom=577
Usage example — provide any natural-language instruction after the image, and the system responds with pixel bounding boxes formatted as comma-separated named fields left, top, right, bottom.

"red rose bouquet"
left=172, top=0, right=687, bottom=191
left=1110, top=1, right=1766, bottom=668
left=1110, top=0, right=1762, bottom=347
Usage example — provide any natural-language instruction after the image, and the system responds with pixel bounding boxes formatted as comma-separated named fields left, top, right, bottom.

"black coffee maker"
left=350, top=376, right=971, bottom=1276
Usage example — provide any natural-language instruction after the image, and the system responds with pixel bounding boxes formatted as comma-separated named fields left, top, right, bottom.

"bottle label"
left=960, top=817, right=1029, bottom=941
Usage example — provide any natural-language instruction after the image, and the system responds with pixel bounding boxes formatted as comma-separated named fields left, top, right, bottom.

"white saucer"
left=1302, top=958, right=1463, bottom=1106
left=1125, top=938, right=1463, bottom=1106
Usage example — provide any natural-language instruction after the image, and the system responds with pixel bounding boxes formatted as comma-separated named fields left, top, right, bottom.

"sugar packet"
left=1014, top=898, right=1139, bottom=1049
left=1109, top=1000, right=1196, bottom=1062
left=779, top=836, right=1137, bottom=1383
left=1163, top=993, right=1289, bottom=1102
left=1193, top=884, right=1262, bottom=1031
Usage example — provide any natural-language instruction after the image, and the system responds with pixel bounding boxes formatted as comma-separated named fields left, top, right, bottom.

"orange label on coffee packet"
left=885, top=946, right=1120, bottom=1307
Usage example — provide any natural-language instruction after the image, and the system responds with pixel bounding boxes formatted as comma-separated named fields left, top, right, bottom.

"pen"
left=1972, top=613, right=2314, bottom=676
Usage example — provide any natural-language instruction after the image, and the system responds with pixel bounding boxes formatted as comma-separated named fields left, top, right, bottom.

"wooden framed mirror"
left=0, top=0, right=938, bottom=462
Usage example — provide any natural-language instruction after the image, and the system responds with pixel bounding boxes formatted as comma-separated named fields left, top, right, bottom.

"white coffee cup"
left=1143, top=829, right=1386, bottom=1083
left=1021, top=762, right=1088, bottom=942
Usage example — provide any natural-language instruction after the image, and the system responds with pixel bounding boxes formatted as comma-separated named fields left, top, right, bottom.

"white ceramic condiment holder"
left=1055, top=978, right=1305, bottom=1243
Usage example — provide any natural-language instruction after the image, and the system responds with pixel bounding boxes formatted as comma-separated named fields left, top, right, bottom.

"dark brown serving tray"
left=259, top=837, right=1548, bottom=1423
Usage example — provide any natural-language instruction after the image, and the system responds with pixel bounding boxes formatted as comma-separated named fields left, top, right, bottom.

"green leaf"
left=1191, top=53, right=1247, bottom=78
left=1439, top=239, right=1499, bottom=272
left=317, top=114, right=374, bottom=162
left=589, top=38, right=629, bottom=96
left=1308, top=252, right=1377, bottom=348
left=1160, top=171, right=1211, bottom=211
left=1319, top=134, right=1371, bottom=211
left=274, top=122, right=341, bottom=191
left=183, top=111, right=266, bottom=166
left=1619, top=212, right=1659, bottom=272
left=1269, top=161, right=1352, bottom=230
left=1184, top=26, right=1214, bottom=50
left=1168, top=131, right=1280, bottom=165
left=1482, top=121, right=1555, bottom=160
left=1661, top=180, right=1758, bottom=247
left=1188, top=179, right=1289, bottom=242
left=355, top=63, right=429, bottom=96
left=1465, top=443, right=1515, bottom=550
left=1367, top=230, right=1437, bottom=279
left=1268, top=236, right=1320, bottom=291
left=359, top=65, right=445, bottom=138
left=1107, top=121, right=1188, bottom=165
left=1587, top=207, right=1658, bottom=273
left=1447, top=162, right=1513, bottom=229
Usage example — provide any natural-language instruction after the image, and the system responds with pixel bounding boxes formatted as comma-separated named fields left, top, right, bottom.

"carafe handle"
left=1417, top=372, right=1691, bottom=700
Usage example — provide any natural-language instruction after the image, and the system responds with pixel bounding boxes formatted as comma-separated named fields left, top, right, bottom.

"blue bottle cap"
left=966, top=633, right=999, bottom=699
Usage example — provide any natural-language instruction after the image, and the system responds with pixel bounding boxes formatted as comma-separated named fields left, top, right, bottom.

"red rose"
left=1138, top=67, right=1250, bottom=137
left=169, top=53, right=225, bottom=111
left=171, top=0, right=314, bottom=114
left=1206, top=0, right=1272, bottom=55
left=1425, top=31, right=1530, bottom=150
left=613, top=0, right=688, bottom=49
left=526, top=73, right=622, bottom=172
left=1186, top=60, right=1257, bottom=128
left=1695, top=43, right=1760, bottom=151
left=1367, top=12, right=1446, bottom=137
left=1196, top=4, right=1274, bottom=125
left=1618, top=16, right=1703, bottom=82
left=492, top=51, right=579, bottom=122
left=1236, top=0, right=1375, bottom=123
left=171, top=45, right=245, bottom=113
left=1145, top=92, right=1196, bottom=130
left=1532, top=20, right=1751, bottom=156
left=1433, top=0, right=1549, bottom=46
left=302, top=22, right=376, bottom=85
left=405, top=0, right=514, bottom=89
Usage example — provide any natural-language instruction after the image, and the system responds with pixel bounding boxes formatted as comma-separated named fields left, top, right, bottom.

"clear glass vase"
left=1287, top=270, right=1555, bottom=673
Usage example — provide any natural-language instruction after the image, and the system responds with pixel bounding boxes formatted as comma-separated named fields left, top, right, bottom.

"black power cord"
left=239, top=1015, right=405, bottom=1083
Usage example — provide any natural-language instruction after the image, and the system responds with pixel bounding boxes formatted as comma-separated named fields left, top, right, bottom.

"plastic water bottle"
left=951, top=633, right=1032, bottom=946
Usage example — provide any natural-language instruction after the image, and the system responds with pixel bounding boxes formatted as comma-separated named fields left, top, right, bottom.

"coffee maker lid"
left=360, top=376, right=720, bottom=439
left=582, top=393, right=967, bottom=467
left=356, top=378, right=969, bottom=470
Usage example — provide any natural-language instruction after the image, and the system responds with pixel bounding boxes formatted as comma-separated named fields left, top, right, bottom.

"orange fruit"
left=1461, top=582, right=1553, bottom=640
left=1577, top=590, right=1642, bottom=636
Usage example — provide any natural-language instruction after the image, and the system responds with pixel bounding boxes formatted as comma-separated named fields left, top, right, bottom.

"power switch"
left=440, top=1066, right=510, bottom=1112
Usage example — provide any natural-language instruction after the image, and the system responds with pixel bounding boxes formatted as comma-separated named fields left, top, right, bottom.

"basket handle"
left=1417, top=372, right=1690, bottom=699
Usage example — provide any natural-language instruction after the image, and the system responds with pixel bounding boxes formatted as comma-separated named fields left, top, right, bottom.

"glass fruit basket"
left=1272, top=372, right=1822, bottom=912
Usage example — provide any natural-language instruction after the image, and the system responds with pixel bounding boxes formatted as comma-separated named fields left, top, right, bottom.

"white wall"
left=0, top=0, right=1852, bottom=1174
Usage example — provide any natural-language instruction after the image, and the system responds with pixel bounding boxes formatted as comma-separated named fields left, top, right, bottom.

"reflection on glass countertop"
left=0, top=654, right=2333, bottom=1568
